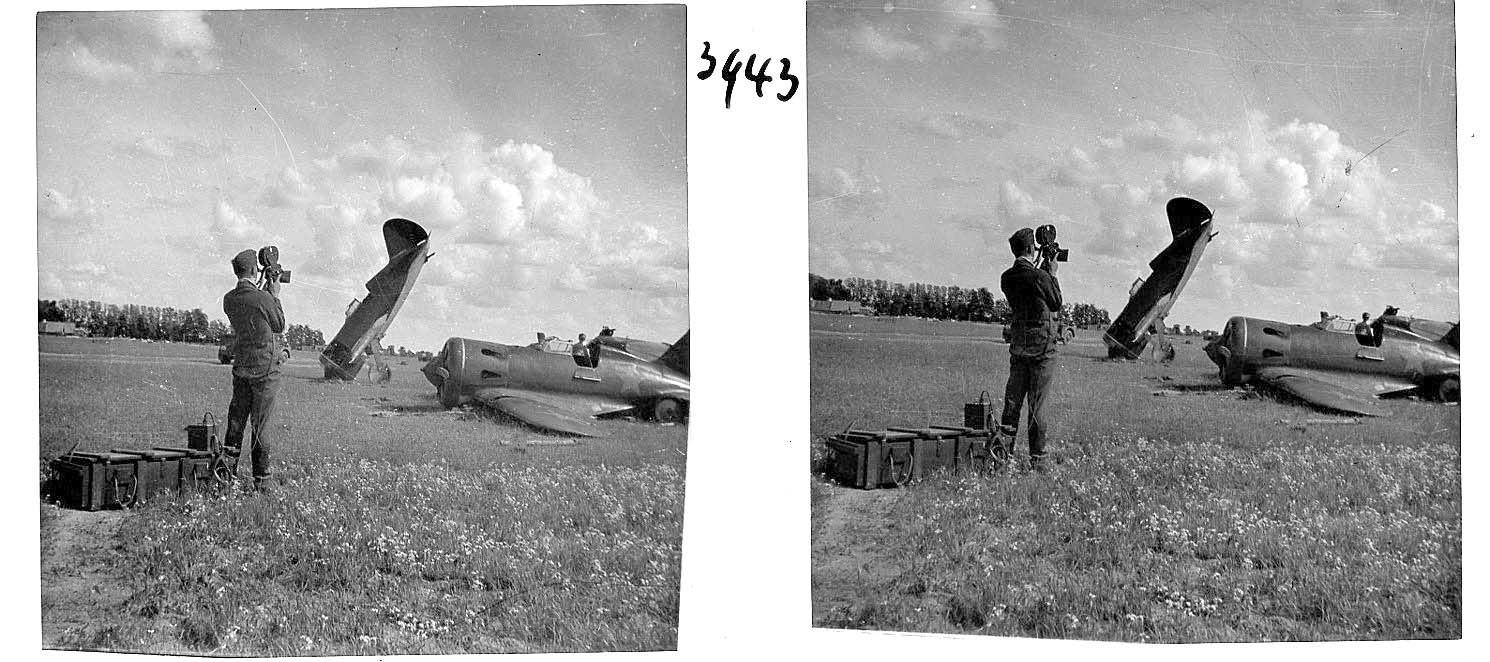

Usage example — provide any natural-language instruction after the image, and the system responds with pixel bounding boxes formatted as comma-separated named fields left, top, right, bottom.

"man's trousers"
left=999, top=355, right=1056, bottom=465
left=225, top=374, right=279, bottom=479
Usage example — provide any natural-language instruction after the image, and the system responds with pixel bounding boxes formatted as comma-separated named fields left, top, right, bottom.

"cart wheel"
left=210, top=457, right=238, bottom=485
left=652, top=398, right=684, bottom=423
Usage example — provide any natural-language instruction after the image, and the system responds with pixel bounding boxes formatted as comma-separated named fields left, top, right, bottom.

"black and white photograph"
left=808, top=0, right=1461, bottom=642
left=36, top=5, right=688, bottom=654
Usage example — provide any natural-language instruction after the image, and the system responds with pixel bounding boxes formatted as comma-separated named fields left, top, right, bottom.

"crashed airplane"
left=1203, top=314, right=1460, bottom=416
left=319, top=218, right=432, bottom=380
left=1103, top=197, right=1218, bottom=359
left=422, top=330, right=691, bottom=436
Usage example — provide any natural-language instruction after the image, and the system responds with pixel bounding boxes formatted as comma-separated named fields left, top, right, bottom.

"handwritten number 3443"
left=696, top=42, right=800, bottom=109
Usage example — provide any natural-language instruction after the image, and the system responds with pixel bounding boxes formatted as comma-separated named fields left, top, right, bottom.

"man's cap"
left=231, top=249, right=258, bottom=275
left=1009, top=227, right=1036, bottom=256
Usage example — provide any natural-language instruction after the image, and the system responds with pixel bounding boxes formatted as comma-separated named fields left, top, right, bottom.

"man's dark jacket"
left=223, top=279, right=285, bottom=379
left=1000, top=257, right=1063, bottom=359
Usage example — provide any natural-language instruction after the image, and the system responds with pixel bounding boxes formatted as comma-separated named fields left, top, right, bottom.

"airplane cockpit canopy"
left=1380, top=315, right=1457, bottom=345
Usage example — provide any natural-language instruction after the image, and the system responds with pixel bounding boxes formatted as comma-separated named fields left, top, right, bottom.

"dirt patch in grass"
left=41, top=506, right=131, bottom=650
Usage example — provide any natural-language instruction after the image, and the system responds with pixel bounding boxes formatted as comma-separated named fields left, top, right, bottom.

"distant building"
left=809, top=299, right=874, bottom=315
left=38, top=321, right=78, bottom=336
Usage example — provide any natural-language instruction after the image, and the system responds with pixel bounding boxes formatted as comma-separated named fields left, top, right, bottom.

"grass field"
left=39, top=335, right=685, bottom=655
left=810, top=314, right=1460, bottom=642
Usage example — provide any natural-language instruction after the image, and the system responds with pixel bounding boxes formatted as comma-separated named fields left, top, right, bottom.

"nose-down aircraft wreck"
left=319, top=218, right=432, bottom=381
left=1104, top=197, right=1218, bottom=360
left=422, top=331, right=690, bottom=436
left=1203, top=313, right=1460, bottom=416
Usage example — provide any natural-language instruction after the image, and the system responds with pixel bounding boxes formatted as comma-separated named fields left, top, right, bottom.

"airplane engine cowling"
left=427, top=337, right=514, bottom=408
left=1206, top=316, right=1296, bottom=386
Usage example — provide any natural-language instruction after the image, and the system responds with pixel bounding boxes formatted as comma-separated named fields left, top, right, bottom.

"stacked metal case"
left=824, top=429, right=918, bottom=489
left=825, top=425, right=997, bottom=489
left=47, top=451, right=144, bottom=511
left=47, top=446, right=226, bottom=511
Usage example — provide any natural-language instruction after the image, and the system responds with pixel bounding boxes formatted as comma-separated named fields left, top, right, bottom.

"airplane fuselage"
left=320, top=219, right=431, bottom=380
left=1206, top=315, right=1460, bottom=395
left=1104, top=198, right=1216, bottom=359
left=424, top=336, right=690, bottom=412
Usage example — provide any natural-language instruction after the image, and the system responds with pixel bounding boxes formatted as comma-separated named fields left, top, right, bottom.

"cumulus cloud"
left=39, top=10, right=219, bottom=82
left=60, top=44, right=138, bottom=82
left=1084, top=183, right=1164, bottom=259
left=851, top=23, right=924, bottom=60
left=1049, top=147, right=1105, bottom=188
left=39, top=188, right=97, bottom=225
left=1030, top=111, right=1456, bottom=323
left=259, top=167, right=318, bottom=208
left=149, top=11, right=218, bottom=73
left=1052, top=113, right=1457, bottom=278
left=811, top=239, right=919, bottom=283
left=258, top=133, right=684, bottom=309
left=809, top=164, right=888, bottom=218
left=911, top=112, right=1012, bottom=140
left=999, top=180, right=1065, bottom=225
left=840, top=0, right=1006, bottom=61
left=112, top=134, right=227, bottom=162
left=39, top=261, right=122, bottom=302
left=210, top=200, right=275, bottom=251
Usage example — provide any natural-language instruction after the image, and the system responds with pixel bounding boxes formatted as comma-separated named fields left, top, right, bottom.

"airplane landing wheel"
left=437, top=377, right=462, bottom=409
left=1437, top=377, right=1460, bottom=403
left=653, top=398, right=684, bottom=423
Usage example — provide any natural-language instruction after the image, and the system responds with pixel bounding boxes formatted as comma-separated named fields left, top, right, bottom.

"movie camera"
left=1034, top=224, right=1069, bottom=267
left=257, top=246, right=291, bottom=286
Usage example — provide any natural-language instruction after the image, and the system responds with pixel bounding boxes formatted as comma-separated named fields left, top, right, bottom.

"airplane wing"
left=473, top=390, right=604, bottom=437
left=471, top=387, right=640, bottom=437
left=1254, top=366, right=1397, bottom=417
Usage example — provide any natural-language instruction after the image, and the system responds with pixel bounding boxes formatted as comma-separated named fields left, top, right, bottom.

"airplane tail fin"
left=1166, top=197, right=1213, bottom=238
left=656, top=331, right=690, bottom=376
left=383, top=218, right=430, bottom=259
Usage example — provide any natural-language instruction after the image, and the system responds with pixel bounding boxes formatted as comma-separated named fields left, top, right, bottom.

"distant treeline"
left=38, top=298, right=326, bottom=348
left=808, top=273, right=1113, bottom=327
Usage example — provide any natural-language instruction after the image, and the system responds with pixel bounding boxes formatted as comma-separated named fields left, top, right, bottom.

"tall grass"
left=41, top=337, right=686, bottom=654
left=56, top=459, right=682, bottom=654
left=810, top=318, right=1460, bottom=641
left=814, top=435, right=1458, bottom=641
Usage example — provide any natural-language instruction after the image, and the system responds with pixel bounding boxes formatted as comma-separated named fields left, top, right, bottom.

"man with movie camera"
left=222, top=247, right=289, bottom=491
left=996, top=225, right=1065, bottom=471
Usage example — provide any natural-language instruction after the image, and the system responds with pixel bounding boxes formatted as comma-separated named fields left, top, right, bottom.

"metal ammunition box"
left=47, top=452, right=142, bottom=511
left=887, top=426, right=960, bottom=479
left=930, top=425, right=998, bottom=474
left=112, top=449, right=181, bottom=500
left=153, top=446, right=213, bottom=489
left=825, top=429, right=919, bottom=489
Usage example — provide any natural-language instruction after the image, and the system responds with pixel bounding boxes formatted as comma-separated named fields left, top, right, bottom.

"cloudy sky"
left=808, top=0, right=1458, bottom=331
left=37, top=6, right=687, bottom=351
